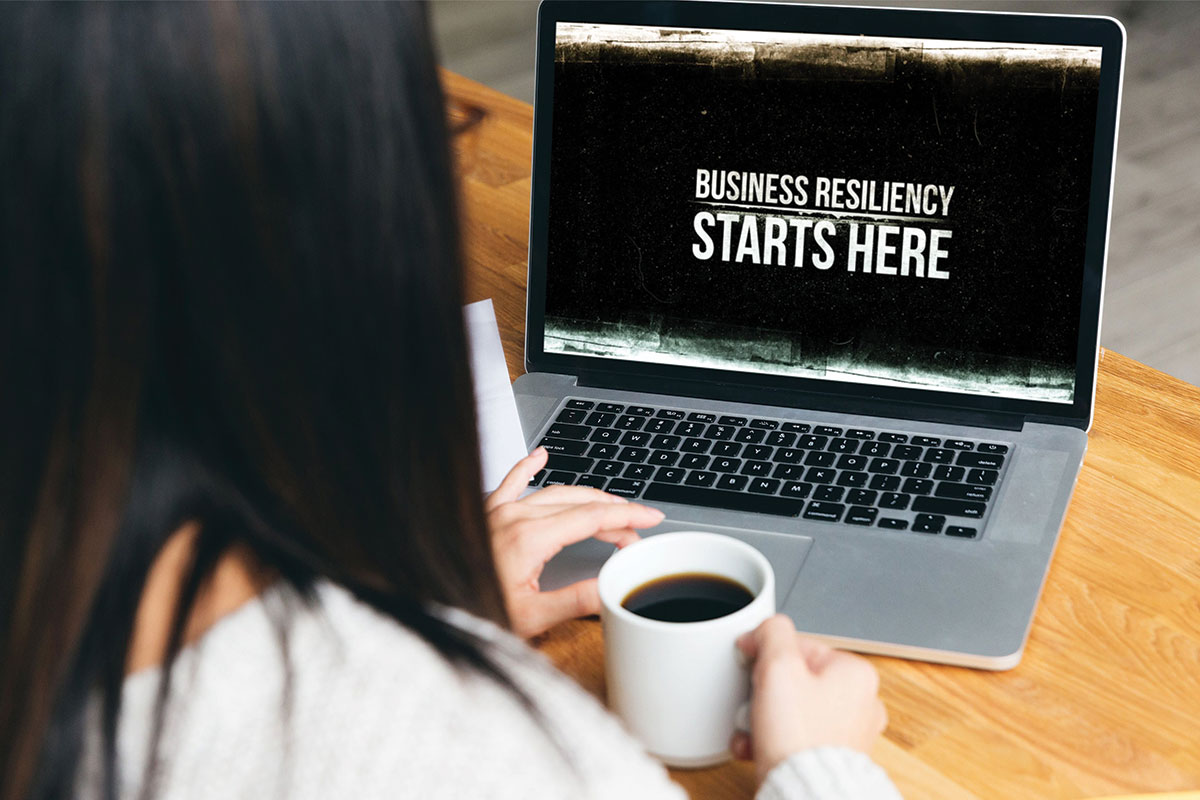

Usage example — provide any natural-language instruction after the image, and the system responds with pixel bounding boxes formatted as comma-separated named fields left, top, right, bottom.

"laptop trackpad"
left=539, top=520, right=812, bottom=610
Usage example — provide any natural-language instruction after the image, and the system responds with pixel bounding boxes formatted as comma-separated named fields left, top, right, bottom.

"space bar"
left=643, top=484, right=804, bottom=517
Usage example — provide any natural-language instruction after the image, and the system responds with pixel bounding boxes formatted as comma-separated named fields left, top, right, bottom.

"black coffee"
left=621, top=572, right=754, bottom=623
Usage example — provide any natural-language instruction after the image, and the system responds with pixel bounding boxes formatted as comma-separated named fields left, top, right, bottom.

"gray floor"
left=431, top=0, right=1200, bottom=387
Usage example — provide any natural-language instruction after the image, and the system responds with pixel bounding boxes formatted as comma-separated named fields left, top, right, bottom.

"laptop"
left=514, top=0, right=1125, bottom=669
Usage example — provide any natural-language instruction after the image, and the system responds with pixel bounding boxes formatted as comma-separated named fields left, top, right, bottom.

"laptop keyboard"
left=529, top=398, right=1012, bottom=540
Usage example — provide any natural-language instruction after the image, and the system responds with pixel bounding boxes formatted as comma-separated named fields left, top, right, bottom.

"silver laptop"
left=514, top=1, right=1125, bottom=669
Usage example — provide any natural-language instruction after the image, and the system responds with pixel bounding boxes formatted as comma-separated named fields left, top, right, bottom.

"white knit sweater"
left=81, top=581, right=902, bottom=799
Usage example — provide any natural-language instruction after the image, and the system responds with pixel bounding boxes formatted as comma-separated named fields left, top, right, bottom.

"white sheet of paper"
left=465, top=299, right=529, bottom=493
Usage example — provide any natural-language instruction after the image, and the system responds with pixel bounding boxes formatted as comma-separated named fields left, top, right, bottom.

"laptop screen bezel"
left=524, top=0, right=1125, bottom=430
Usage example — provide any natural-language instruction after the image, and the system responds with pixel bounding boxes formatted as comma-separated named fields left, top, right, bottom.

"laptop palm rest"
left=539, top=520, right=813, bottom=611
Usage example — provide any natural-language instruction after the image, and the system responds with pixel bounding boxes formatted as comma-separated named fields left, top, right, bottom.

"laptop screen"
left=541, top=22, right=1104, bottom=405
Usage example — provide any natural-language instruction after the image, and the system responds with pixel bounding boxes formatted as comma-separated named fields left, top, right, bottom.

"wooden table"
left=443, top=70, right=1200, bottom=800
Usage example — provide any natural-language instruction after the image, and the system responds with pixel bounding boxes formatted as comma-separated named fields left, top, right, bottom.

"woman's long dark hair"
left=0, top=4, right=512, bottom=799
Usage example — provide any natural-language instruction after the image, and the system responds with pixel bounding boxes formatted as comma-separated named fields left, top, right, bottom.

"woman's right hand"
left=732, top=614, right=888, bottom=785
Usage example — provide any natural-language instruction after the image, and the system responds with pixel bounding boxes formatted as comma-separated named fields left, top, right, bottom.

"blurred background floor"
left=431, top=0, right=1200, bottom=388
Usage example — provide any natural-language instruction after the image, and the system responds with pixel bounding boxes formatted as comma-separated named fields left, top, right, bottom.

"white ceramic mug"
left=597, top=531, right=775, bottom=768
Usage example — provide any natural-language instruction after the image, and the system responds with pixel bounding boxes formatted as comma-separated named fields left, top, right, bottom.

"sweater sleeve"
left=755, top=747, right=903, bottom=800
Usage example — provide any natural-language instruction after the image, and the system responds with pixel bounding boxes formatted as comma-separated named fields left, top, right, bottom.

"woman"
left=0, top=4, right=900, bottom=799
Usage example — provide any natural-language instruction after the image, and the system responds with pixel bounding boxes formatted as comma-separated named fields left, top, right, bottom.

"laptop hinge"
left=576, top=371, right=1027, bottom=432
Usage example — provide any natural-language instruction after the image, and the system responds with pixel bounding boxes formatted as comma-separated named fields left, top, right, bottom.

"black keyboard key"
left=545, top=454, right=594, bottom=473
left=781, top=422, right=811, bottom=433
left=902, top=478, right=934, bottom=495
left=620, top=431, right=652, bottom=447
left=682, top=438, right=711, bottom=454
left=892, top=445, right=923, bottom=461
left=860, top=442, right=891, bottom=458
left=687, top=412, right=717, bottom=423
left=606, top=479, right=646, bottom=497
left=713, top=442, right=742, bottom=457
left=590, top=428, right=620, bottom=443
left=944, top=439, right=974, bottom=450
left=735, top=428, right=766, bottom=444
left=712, top=457, right=741, bottom=473
left=656, top=408, right=686, bottom=419
left=957, top=451, right=1005, bottom=470
left=837, top=454, right=869, bottom=471
left=626, top=405, right=654, bottom=417
left=798, top=434, right=828, bottom=449
left=846, top=489, right=877, bottom=505
left=643, top=483, right=804, bottom=516
left=676, top=421, right=706, bottom=437
left=556, top=409, right=588, bottom=424
left=968, top=468, right=999, bottom=485
left=772, top=463, right=805, bottom=480
left=547, top=423, right=590, bottom=440
left=540, top=437, right=589, bottom=455
left=624, top=463, right=655, bottom=480
left=878, top=433, right=908, bottom=443
left=679, top=454, right=710, bottom=470
left=544, top=471, right=576, bottom=486
left=529, top=469, right=546, bottom=486
left=749, top=478, right=781, bottom=494
left=576, top=474, right=607, bottom=489
left=878, top=517, right=909, bottom=530
left=705, top=424, right=735, bottom=440
left=804, top=450, right=837, bottom=467
left=977, top=443, right=1009, bottom=454
left=647, top=450, right=678, bottom=466
left=750, top=419, right=779, bottom=430
left=923, top=448, right=955, bottom=464
left=586, top=412, right=617, bottom=427
left=912, top=496, right=986, bottom=518
left=618, top=447, right=649, bottom=463
left=717, top=474, right=748, bottom=491
left=596, top=403, right=624, bottom=414
left=946, top=525, right=978, bottom=539
left=588, top=443, right=620, bottom=459
left=595, top=460, right=623, bottom=476
left=684, top=470, right=717, bottom=487
left=805, top=467, right=836, bottom=484
left=782, top=481, right=813, bottom=499
left=900, top=461, right=932, bottom=478
left=719, top=415, right=748, bottom=426
left=773, top=448, right=803, bottom=463
left=743, top=445, right=773, bottom=461
left=868, top=458, right=899, bottom=474
left=655, top=467, right=685, bottom=483
left=741, top=460, right=773, bottom=476
left=870, top=475, right=901, bottom=492
left=646, top=418, right=675, bottom=434
left=814, top=425, right=843, bottom=436
left=912, top=513, right=945, bottom=533
left=846, top=429, right=875, bottom=440
left=566, top=399, right=593, bottom=410
left=935, top=482, right=993, bottom=502
left=829, top=438, right=858, bottom=454
left=650, top=434, right=681, bottom=450
left=912, top=436, right=941, bottom=447
left=933, top=465, right=965, bottom=481
left=836, top=471, right=868, bottom=487
left=803, top=501, right=845, bottom=522
left=765, top=431, right=796, bottom=447
left=846, top=506, right=878, bottom=525
left=814, top=485, right=844, bottom=502
left=879, top=492, right=909, bottom=509
left=616, top=415, right=645, bottom=430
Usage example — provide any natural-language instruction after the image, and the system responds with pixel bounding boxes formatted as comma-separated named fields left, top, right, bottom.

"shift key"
left=544, top=454, right=594, bottom=473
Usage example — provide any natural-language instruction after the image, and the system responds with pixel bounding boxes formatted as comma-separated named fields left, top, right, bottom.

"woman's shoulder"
left=113, top=581, right=685, bottom=800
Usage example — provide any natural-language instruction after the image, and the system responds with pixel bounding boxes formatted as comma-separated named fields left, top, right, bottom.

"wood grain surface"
left=443, top=69, right=1200, bottom=799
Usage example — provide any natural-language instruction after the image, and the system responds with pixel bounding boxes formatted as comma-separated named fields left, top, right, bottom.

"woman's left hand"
left=486, top=447, right=665, bottom=638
